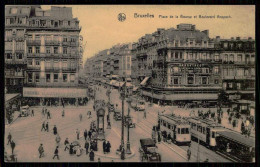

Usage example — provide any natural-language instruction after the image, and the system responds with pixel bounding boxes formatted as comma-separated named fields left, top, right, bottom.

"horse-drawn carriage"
left=139, top=138, right=161, bottom=162
left=107, top=103, right=115, bottom=113
left=114, top=110, right=122, bottom=121
left=70, top=141, right=83, bottom=156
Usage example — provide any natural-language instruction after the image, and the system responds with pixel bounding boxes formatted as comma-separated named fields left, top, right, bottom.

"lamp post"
left=126, top=100, right=132, bottom=154
left=197, top=121, right=201, bottom=162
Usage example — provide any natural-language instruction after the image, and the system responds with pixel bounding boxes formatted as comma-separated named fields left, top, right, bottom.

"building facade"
left=5, top=5, right=86, bottom=106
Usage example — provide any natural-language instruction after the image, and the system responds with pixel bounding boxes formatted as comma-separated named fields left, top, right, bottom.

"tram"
left=215, top=130, right=255, bottom=162
left=158, top=114, right=191, bottom=145
left=186, top=117, right=225, bottom=148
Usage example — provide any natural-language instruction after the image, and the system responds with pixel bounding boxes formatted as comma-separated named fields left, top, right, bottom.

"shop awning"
left=23, top=87, right=87, bottom=98
left=109, top=80, right=117, bottom=86
left=133, top=86, right=139, bottom=91
left=126, top=82, right=133, bottom=87
left=5, top=93, right=20, bottom=103
left=140, top=77, right=150, bottom=86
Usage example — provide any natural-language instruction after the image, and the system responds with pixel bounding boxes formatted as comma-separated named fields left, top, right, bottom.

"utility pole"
left=126, top=107, right=131, bottom=154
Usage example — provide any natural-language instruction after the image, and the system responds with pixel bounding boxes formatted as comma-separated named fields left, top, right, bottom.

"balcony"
left=62, top=67, right=77, bottom=72
left=45, top=40, right=60, bottom=46
left=27, top=66, right=41, bottom=71
left=5, top=71, right=24, bottom=78
left=5, top=58, right=27, bottom=65
left=166, top=58, right=184, bottom=62
left=27, top=23, right=81, bottom=31
left=27, top=40, right=41, bottom=46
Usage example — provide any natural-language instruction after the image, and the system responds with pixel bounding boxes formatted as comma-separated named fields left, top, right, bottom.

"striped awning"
left=140, top=77, right=150, bottom=86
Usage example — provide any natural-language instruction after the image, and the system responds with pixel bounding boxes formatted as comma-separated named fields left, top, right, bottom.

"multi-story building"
left=215, top=36, right=255, bottom=101
left=5, top=5, right=86, bottom=106
left=5, top=5, right=32, bottom=93
left=139, top=24, right=222, bottom=105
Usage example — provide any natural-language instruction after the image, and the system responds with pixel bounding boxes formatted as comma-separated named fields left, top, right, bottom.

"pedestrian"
left=106, top=141, right=111, bottom=153
left=84, top=129, right=88, bottom=140
left=76, top=129, right=80, bottom=140
left=7, top=132, right=12, bottom=145
left=56, top=133, right=61, bottom=146
left=121, top=146, right=125, bottom=160
left=31, top=109, right=34, bottom=116
left=69, top=143, right=73, bottom=155
left=45, top=122, right=49, bottom=132
left=88, top=130, right=92, bottom=140
left=158, top=131, right=161, bottom=143
left=89, top=111, right=92, bottom=118
left=143, top=111, right=146, bottom=119
left=89, top=149, right=95, bottom=161
left=47, top=110, right=51, bottom=119
left=85, top=140, right=89, bottom=154
left=10, top=140, right=15, bottom=155
left=53, top=146, right=59, bottom=160
left=103, top=140, right=106, bottom=154
left=187, top=146, right=191, bottom=161
left=41, top=121, right=46, bottom=131
left=79, top=113, right=82, bottom=121
left=98, top=158, right=101, bottom=162
left=38, top=144, right=44, bottom=158
left=204, top=158, right=209, bottom=162
left=64, top=138, right=69, bottom=151
left=62, top=109, right=65, bottom=117
left=42, top=107, right=45, bottom=116
left=53, top=125, right=57, bottom=135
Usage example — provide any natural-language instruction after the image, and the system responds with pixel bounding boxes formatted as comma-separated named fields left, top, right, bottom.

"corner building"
left=6, top=6, right=86, bottom=106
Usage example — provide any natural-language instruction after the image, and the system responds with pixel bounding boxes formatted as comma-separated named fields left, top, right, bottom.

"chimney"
left=248, top=37, right=252, bottom=40
left=236, top=37, right=240, bottom=40
left=202, top=30, right=209, bottom=36
left=216, top=36, right=220, bottom=42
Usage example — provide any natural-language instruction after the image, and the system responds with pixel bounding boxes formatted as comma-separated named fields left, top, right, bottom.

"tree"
left=232, top=119, right=236, bottom=128
left=211, top=112, right=215, bottom=119
left=217, top=90, right=230, bottom=110
left=218, top=116, right=222, bottom=124
left=241, top=122, right=245, bottom=133
left=235, top=112, right=241, bottom=119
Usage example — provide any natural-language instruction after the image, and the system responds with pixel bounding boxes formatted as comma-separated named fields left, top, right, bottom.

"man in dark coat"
left=10, top=140, right=16, bottom=155
left=53, top=146, right=59, bottom=160
left=103, top=140, right=106, bottom=154
left=41, top=122, right=46, bottom=131
left=89, top=149, right=95, bottom=161
left=7, top=132, right=12, bottom=145
left=38, top=144, right=44, bottom=158
left=84, top=129, right=88, bottom=140
left=158, top=131, right=161, bottom=143
left=47, top=111, right=51, bottom=119
left=31, top=109, right=34, bottom=116
left=85, top=140, right=89, bottom=154
left=45, top=122, right=49, bottom=132
left=64, top=138, right=69, bottom=151
left=69, top=143, right=73, bottom=155
left=88, top=131, right=92, bottom=140
left=53, top=125, right=57, bottom=135
left=106, top=141, right=111, bottom=153
left=121, top=146, right=125, bottom=160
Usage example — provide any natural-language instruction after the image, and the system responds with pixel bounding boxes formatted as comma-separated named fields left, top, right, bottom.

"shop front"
left=23, top=87, right=88, bottom=106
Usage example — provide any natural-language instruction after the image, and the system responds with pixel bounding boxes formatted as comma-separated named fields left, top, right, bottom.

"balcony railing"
left=27, top=40, right=41, bottom=46
left=62, top=67, right=77, bottom=71
left=27, top=66, right=41, bottom=70
left=5, top=58, right=27, bottom=64
left=45, top=40, right=60, bottom=46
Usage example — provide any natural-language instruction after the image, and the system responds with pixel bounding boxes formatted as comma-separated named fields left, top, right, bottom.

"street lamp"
left=197, top=121, right=201, bottom=162
left=126, top=107, right=132, bottom=154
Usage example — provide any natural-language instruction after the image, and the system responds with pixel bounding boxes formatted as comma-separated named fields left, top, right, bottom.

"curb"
left=95, top=151, right=135, bottom=160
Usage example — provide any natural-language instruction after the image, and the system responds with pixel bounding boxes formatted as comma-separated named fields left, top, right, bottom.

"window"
left=28, top=73, right=32, bottom=83
left=230, top=54, right=234, bottom=62
left=54, top=74, right=58, bottom=82
left=175, top=52, right=179, bottom=59
left=237, top=54, right=242, bottom=62
left=35, top=35, right=40, bottom=40
left=181, top=128, right=185, bottom=134
left=10, top=18, right=15, bottom=24
left=237, top=68, right=244, bottom=76
left=214, top=55, right=219, bottom=61
left=63, top=74, right=67, bottom=82
left=70, top=74, right=75, bottom=83
left=68, top=21, right=70, bottom=26
left=16, top=53, right=23, bottom=59
left=244, top=69, right=249, bottom=76
left=45, top=61, right=51, bottom=68
left=46, top=35, right=51, bottom=41
left=28, top=47, right=32, bottom=53
left=174, top=78, right=179, bottom=84
left=214, top=79, right=219, bottom=84
left=237, top=83, right=241, bottom=89
left=214, top=66, right=219, bottom=74
left=36, top=47, right=40, bottom=53
left=63, top=37, right=67, bottom=42
left=46, top=47, right=51, bottom=54
left=178, top=128, right=180, bottom=134
left=188, top=76, right=194, bottom=84
left=168, top=124, right=171, bottom=129
left=28, top=35, right=33, bottom=40
left=62, top=61, right=67, bottom=68
left=11, top=8, right=18, bottom=14
left=35, top=60, right=40, bottom=66
left=54, top=47, right=58, bottom=54
left=172, top=66, right=179, bottom=73
left=212, top=132, right=215, bottom=138
left=251, top=55, right=255, bottom=63
left=63, top=47, right=67, bottom=54
left=202, top=77, right=208, bottom=85
left=54, top=22, right=58, bottom=27
left=228, top=83, right=233, bottom=88
left=28, top=59, right=32, bottom=65
left=35, top=73, right=40, bottom=82
left=6, top=53, right=12, bottom=59
left=46, top=74, right=50, bottom=82
left=224, top=54, right=228, bottom=62
left=203, top=127, right=205, bottom=134
left=223, top=43, right=228, bottom=48
left=59, top=21, right=63, bottom=26
left=71, top=37, right=76, bottom=42
left=127, top=63, right=130, bottom=70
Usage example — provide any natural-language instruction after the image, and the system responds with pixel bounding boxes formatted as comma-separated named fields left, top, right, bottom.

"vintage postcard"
left=4, top=5, right=255, bottom=163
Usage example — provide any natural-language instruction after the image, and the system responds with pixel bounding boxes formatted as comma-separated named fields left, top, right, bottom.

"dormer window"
left=11, top=8, right=18, bottom=14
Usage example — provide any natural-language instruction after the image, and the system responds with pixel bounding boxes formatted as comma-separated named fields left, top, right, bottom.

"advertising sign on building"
left=23, top=87, right=87, bottom=98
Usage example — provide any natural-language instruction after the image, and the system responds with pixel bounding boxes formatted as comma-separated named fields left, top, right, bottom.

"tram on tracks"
left=186, top=117, right=255, bottom=162
left=215, top=130, right=255, bottom=162
left=185, top=117, right=225, bottom=148
left=158, top=114, right=191, bottom=145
